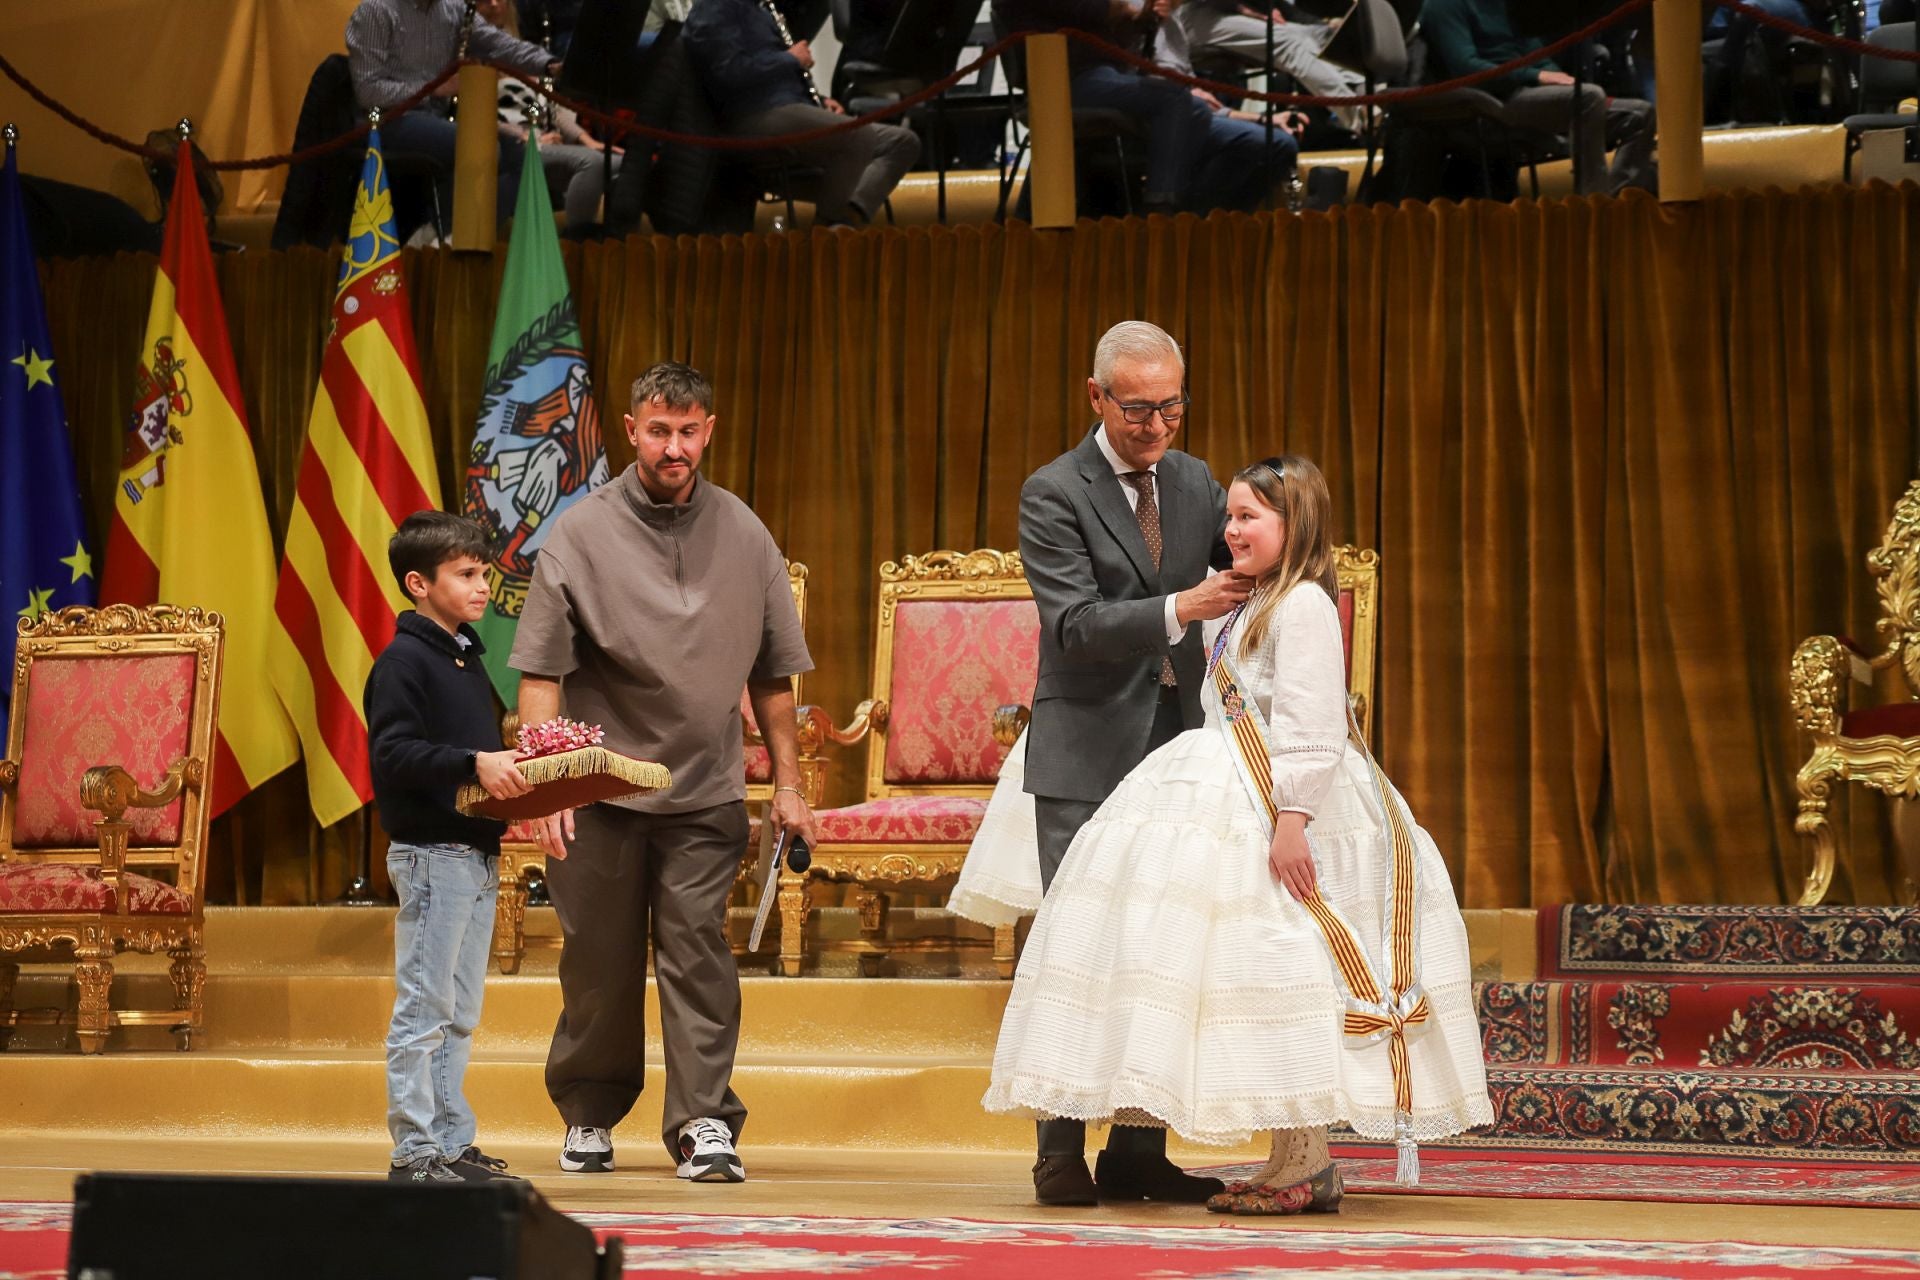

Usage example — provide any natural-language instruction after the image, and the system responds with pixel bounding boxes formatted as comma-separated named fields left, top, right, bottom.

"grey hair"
left=630, top=361, right=714, bottom=415
left=1092, top=321, right=1184, bottom=388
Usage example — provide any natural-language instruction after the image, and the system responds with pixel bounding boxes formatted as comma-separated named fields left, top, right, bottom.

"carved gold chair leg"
left=777, top=869, right=811, bottom=978
left=992, top=923, right=1018, bottom=980
left=494, top=873, right=528, bottom=975
left=168, top=926, right=205, bottom=1051
left=72, top=944, right=114, bottom=1055
left=1794, top=751, right=1845, bottom=907
left=854, top=887, right=890, bottom=978
left=1891, top=797, right=1920, bottom=907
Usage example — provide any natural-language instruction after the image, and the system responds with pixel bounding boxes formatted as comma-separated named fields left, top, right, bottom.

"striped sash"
left=1207, top=610, right=1429, bottom=1183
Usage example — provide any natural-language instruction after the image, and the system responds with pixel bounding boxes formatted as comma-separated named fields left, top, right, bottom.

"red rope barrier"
left=0, top=0, right=1901, bottom=175
left=1715, top=0, right=1920, bottom=61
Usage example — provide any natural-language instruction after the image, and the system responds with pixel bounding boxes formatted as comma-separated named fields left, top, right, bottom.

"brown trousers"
left=544, top=800, right=750, bottom=1159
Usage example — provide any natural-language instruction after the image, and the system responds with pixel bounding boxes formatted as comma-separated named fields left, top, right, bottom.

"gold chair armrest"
left=79, top=758, right=202, bottom=916
left=1791, top=636, right=1863, bottom=736
left=809, top=699, right=889, bottom=748
left=0, top=759, right=17, bottom=792
left=80, top=757, right=202, bottom=822
left=991, top=703, right=1030, bottom=748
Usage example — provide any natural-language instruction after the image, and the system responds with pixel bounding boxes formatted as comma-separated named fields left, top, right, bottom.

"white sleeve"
left=1264, top=586, right=1350, bottom=818
left=1163, top=594, right=1182, bottom=645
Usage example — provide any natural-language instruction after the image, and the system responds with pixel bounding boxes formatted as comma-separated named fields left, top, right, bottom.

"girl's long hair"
left=1232, top=454, right=1338, bottom=661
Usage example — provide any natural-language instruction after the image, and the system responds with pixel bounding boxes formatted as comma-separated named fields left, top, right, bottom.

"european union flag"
left=0, top=136, right=95, bottom=741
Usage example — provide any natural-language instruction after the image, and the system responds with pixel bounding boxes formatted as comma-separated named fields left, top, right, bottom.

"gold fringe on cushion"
left=455, top=748, right=673, bottom=820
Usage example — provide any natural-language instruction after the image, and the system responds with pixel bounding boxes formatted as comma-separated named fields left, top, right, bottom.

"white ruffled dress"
left=981, top=585, right=1493, bottom=1146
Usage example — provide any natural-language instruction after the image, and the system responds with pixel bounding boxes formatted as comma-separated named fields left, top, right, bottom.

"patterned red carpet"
left=1213, top=1146, right=1920, bottom=1209
left=4, top=1202, right=1919, bottom=1280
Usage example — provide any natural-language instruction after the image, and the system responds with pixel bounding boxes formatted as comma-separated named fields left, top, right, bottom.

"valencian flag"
left=99, top=140, right=298, bottom=814
left=465, top=138, right=607, bottom=704
left=270, top=128, right=442, bottom=826
left=0, top=134, right=95, bottom=743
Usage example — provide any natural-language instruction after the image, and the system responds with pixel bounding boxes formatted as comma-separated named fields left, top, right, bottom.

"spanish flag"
left=100, top=142, right=298, bottom=816
left=269, top=130, right=442, bottom=826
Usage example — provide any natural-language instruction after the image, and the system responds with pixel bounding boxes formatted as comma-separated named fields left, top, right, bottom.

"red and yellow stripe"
left=268, top=239, right=441, bottom=825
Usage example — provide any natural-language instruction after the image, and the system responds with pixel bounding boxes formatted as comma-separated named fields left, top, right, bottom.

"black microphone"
left=785, top=834, right=811, bottom=874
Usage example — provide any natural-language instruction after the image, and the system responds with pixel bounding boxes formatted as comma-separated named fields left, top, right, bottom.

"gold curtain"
left=36, top=185, right=1919, bottom=907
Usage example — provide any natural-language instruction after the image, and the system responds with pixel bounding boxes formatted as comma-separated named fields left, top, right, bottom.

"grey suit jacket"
left=1018, top=427, right=1228, bottom=803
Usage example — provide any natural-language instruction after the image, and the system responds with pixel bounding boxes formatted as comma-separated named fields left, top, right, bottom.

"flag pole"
left=336, top=806, right=381, bottom=905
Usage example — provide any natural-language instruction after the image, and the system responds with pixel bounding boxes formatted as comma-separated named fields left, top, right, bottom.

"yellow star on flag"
left=16, top=587, right=54, bottom=622
left=11, top=346, right=54, bottom=390
left=59, top=541, right=94, bottom=583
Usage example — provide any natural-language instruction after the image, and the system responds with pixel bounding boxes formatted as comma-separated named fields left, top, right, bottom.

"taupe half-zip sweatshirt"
left=510, top=465, right=813, bottom=814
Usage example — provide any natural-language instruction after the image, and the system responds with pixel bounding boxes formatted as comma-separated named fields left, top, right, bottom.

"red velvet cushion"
left=1844, top=702, right=1920, bottom=740
left=882, top=598, right=1040, bottom=787
left=0, top=863, right=191, bottom=915
left=815, top=795, right=988, bottom=844
left=12, top=653, right=195, bottom=848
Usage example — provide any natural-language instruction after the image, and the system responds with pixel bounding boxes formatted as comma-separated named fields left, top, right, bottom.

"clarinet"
left=759, top=0, right=827, bottom=108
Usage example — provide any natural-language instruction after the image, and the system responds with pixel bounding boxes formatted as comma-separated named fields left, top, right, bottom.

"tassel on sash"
left=1207, top=617, right=1426, bottom=1185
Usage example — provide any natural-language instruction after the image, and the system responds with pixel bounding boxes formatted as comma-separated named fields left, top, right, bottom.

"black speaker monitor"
left=67, top=1172, right=622, bottom=1280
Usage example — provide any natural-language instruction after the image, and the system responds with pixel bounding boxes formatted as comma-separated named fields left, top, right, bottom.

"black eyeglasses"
left=1105, top=392, right=1189, bottom=425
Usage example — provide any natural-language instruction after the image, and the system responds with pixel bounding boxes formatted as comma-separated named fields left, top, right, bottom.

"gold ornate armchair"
left=1791, top=480, right=1920, bottom=906
left=492, top=562, right=815, bottom=973
left=779, top=550, right=1039, bottom=977
left=0, top=605, right=222, bottom=1052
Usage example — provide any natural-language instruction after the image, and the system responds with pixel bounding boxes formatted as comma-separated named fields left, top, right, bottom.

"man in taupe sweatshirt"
left=511, top=361, right=815, bottom=1184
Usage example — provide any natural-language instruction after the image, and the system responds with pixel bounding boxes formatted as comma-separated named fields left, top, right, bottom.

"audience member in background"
left=345, top=0, right=560, bottom=234
left=1703, top=0, right=1809, bottom=124
left=683, top=0, right=920, bottom=226
left=477, top=0, right=620, bottom=230
left=1421, top=0, right=1654, bottom=196
left=1154, top=6, right=1306, bottom=209
left=1174, top=2, right=1366, bottom=131
left=994, top=0, right=1212, bottom=215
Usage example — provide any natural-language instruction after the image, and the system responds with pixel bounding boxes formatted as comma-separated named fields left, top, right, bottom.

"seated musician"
left=683, top=0, right=921, bottom=226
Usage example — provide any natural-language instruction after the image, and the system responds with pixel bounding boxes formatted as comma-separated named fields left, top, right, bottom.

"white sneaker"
left=676, top=1117, right=745, bottom=1182
left=559, top=1125, right=614, bottom=1173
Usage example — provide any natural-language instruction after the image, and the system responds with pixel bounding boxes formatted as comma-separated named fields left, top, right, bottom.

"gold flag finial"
left=175, top=117, right=193, bottom=141
left=2, top=123, right=16, bottom=148
left=369, top=105, right=383, bottom=129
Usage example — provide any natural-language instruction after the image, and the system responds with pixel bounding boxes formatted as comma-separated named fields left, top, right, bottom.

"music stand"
left=556, top=0, right=653, bottom=234
left=867, top=0, right=991, bottom=221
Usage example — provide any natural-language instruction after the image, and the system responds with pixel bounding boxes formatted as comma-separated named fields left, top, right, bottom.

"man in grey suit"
left=1017, top=320, right=1251, bottom=1206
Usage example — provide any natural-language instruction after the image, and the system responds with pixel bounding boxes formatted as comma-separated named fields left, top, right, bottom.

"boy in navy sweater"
left=365, top=511, right=532, bottom=1182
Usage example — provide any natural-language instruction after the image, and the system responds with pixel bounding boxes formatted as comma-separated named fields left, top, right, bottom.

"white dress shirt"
left=1094, top=426, right=1186, bottom=647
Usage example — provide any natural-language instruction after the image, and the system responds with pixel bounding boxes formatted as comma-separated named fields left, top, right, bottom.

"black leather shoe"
left=1095, top=1151, right=1227, bottom=1203
left=1033, top=1154, right=1099, bottom=1206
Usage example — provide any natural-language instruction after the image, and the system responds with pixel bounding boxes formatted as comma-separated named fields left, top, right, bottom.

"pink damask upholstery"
left=882, top=599, right=1040, bottom=787
left=12, top=653, right=195, bottom=848
left=0, top=863, right=192, bottom=915
left=814, top=795, right=988, bottom=844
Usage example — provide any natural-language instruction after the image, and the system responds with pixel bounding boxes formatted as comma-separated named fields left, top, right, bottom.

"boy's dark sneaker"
left=451, top=1146, right=522, bottom=1181
left=388, top=1154, right=462, bottom=1184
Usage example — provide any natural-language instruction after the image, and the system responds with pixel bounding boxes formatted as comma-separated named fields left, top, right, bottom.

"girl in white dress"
left=981, top=454, right=1492, bottom=1215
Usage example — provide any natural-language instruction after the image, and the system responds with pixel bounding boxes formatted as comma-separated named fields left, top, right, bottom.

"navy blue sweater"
left=364, top=611, right=507, bottom=856
left=683, top=0, right=817, bottom=125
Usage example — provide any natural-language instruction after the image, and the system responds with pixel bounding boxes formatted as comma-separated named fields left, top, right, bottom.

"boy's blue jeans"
left=386, top=841, right=498, bottom=1165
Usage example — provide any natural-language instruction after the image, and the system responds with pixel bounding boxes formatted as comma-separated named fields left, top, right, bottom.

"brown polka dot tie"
left=1123, top=471, right=1177, bottom=687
